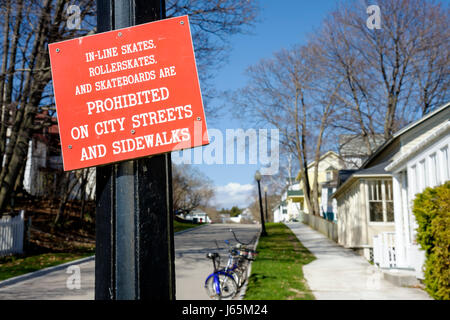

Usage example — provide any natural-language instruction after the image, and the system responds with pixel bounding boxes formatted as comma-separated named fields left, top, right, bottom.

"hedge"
left=413, top=181, right=450, bottom=300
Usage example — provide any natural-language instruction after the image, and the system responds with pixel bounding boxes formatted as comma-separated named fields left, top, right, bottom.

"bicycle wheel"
left=228, top=268, right=243, bottom=288
left=205, top=273, right=238, bottom=299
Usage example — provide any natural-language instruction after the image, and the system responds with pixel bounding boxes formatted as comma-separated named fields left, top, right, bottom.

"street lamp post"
left=264, top=186, right=268, bottom=223
left=255, top=171, right=267, bottom=236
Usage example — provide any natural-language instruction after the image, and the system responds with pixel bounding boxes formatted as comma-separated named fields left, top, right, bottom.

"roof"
left=339, top=134, right=385, bottom=156
left=296, top=151, right=342, bottom=180
left=337, top=169, right=358, bottom=187
left=361, top=102, right=450, bottom=168
left=321, top=180, right=338, bottom=188
left=385, top=120, right=450, bottom=172
left=307, top=151, right=340, bottom=169
left=287, top=190, right=304, bottom=197
left=355, top=161, right=391, bottom=175
left=333, top=101, right=449, bottom=199
left=332, top=161, right=392, bottom=199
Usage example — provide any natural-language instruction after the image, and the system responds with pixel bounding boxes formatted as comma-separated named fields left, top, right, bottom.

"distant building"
left=339, top=134, right=385, bottom=169
left=219, top=213, right=231, bottom=224
left=296, top=151, right=345, bottom=219
left=21, top=111, right=95, bottom=200
left=273, top=199, right=288, bottom=223
left=184, top=208, right=211, bottom=223
left=240, top=208, right=255, bottom=223
left=22, top=112, right=62, bottom=196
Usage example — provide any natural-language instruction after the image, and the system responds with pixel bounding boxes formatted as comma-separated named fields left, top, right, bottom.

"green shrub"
left=413, top=181, right=450, bottom=300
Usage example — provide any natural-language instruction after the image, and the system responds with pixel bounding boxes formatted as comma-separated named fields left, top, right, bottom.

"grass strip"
left=244, top=223, right=316, bottom=300
left=173, top=220, right=204, bottom=233
left=0, top=250, right=94, bottom=282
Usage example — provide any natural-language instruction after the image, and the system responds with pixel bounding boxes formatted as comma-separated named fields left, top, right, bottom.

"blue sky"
left=176, top=0, right=342, bottom=209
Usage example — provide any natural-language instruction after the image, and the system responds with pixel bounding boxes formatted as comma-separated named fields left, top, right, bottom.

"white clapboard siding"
left=0, top=210, right=25, bottom=256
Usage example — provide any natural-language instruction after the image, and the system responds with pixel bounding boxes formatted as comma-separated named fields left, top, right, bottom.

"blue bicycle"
left=204, top=230, right=258, bottom=300
left=204, top=251, right=238, bottom=300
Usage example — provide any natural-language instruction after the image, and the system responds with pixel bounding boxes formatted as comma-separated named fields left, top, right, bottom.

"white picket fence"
left=0, top=210, right=25, bottom=256
left=373, top=232, right=397, bottom=268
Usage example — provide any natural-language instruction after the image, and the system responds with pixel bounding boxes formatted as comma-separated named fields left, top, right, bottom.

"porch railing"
left=373, top=232, right=396, bottom=268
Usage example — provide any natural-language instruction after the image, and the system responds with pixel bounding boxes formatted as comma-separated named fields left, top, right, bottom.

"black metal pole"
left=257, top=181, right=267, bottom=236
left=264, top=190, right=268, bottom=222
left=95, top=0, right=175, bottom=300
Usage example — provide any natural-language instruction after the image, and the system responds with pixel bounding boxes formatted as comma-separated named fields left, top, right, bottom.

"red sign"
left=49, top=16, right=208, bottom=171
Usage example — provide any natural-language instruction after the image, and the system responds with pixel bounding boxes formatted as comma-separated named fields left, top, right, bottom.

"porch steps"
left=382, top=269, right=421, bottom=287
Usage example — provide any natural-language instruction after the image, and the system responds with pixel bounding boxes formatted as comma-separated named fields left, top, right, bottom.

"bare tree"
left=0, top=0, right=96, bottom=213
left=172, top=164, right=215, bottom=215
left=316, top=0, right=449, bottom=142
left=0, top=0, right=259, bottom=213
left=234, top=44, right=344, bottom=216
left=167, top=0, right=259, bottom=110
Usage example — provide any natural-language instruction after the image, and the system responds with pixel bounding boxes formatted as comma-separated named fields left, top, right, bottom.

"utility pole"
left=95, top=0, right=175, bottom=300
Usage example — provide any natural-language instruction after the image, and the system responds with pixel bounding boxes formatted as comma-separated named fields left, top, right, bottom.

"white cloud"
left=212, top=183, right=255, bottom=209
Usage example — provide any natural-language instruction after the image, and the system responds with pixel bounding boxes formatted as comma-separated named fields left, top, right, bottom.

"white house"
left=282, top=183, right=303, bottom=222
left=333, top=161, right=395, bottom=258
left=22, top=112, right=95, bottom=200
left=184, top=209, right=211, bottom=223
left=384, top=105, right=449, bottom=278
left=333, top=102, right=449, bottom=279
left=240, top=208, right=255, bottom=223
left=273, top=200, right=287, bottom=223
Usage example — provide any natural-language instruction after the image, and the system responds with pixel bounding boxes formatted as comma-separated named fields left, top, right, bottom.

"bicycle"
left=229, top=228, right=258, bottom=262
left=223, top=240, right=247, bottom=288
left=204, top=230, right=259, bottom=300
left=204, top=251, right=238, bottom=300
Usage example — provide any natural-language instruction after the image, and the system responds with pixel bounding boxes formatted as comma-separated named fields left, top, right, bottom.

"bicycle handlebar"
left=229, top=228, right=256, bottom=246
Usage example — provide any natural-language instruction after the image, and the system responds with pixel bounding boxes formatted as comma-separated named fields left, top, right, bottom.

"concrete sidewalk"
left=286, top=222, right=432, bottom=300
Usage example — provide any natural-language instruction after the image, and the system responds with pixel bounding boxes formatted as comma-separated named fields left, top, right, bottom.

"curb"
left=0, top=255, right=95, bottom=289
left=238, top=230, right=261, bottom=300
left=174, top=223, right=208, bottom=236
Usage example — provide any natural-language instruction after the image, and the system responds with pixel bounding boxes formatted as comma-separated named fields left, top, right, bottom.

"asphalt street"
left=0, top=223, right=260, bottom=300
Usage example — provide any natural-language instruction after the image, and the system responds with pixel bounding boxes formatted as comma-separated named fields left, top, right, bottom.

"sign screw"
left=118, top=32, right=122, bottom=37
left=56, top=48, right=60, bottom=53
left=68, top=145, right=72, bottom=149
left=131, top=129, right=136, bottom=134
left=196, top=117, right=201, bottom=121
left=180, top=21, right=184, bottom=25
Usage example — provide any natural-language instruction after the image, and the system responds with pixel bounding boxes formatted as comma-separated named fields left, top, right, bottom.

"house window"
left=368, top=179, right=394, bottom=223
left=385, top=180, right=394, bottom=222
left=326, top=171, right=332, bottom=181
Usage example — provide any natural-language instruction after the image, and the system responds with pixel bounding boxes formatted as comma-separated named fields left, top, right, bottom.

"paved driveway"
left=0, top=223, right=259, bottom=300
